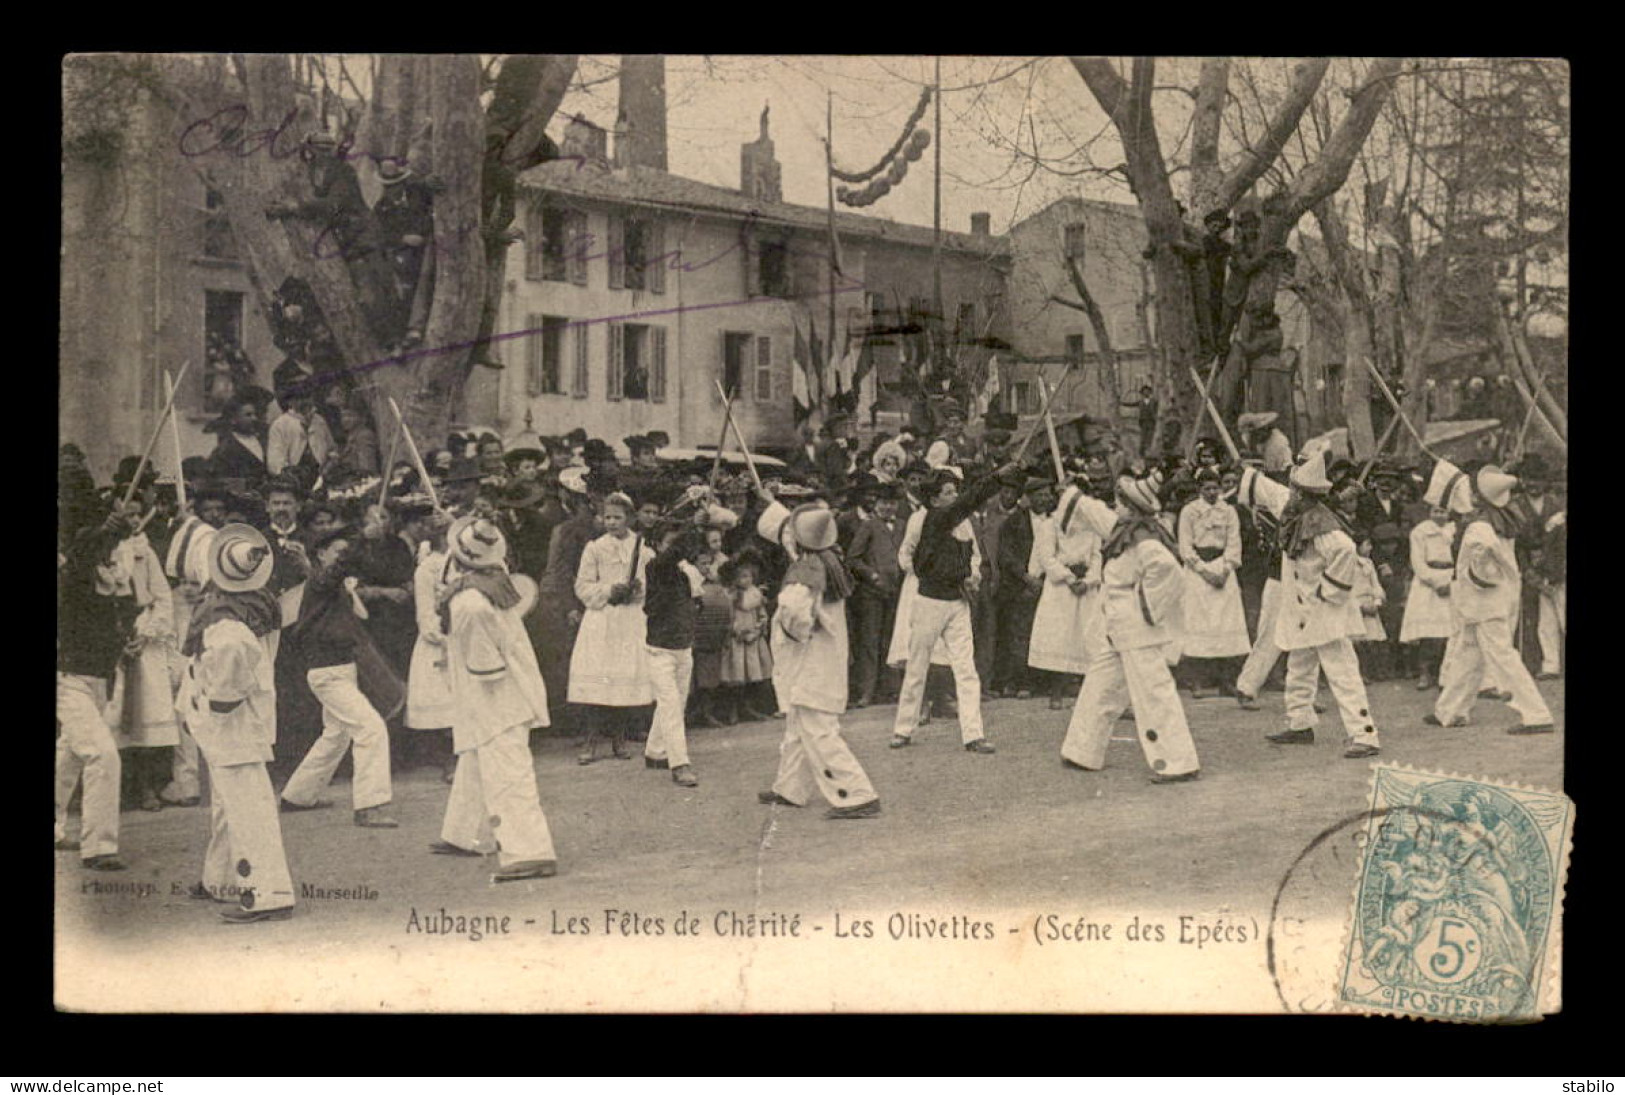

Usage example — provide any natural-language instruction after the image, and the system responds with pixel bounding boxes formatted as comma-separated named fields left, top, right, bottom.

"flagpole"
left=827, top=90, right=838, bottom=415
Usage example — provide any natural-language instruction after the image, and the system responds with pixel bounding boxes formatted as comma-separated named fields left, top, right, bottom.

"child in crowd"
left=719, top=550, right=776, bottom=722
left=1352, top=539, right=1388, bottom=675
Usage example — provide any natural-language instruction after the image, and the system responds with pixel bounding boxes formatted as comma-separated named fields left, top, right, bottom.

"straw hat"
left=1475, top=465, right=1519, bottom=510
left=208, top=524, right=274, bottom=593
left=1116, top=470, right=1163, bottom=515
left=447, top=516, right=509, bottom=570
left=1289, top=450, right=1333, bottom=493
left=789, top=504, right=839, bottom=551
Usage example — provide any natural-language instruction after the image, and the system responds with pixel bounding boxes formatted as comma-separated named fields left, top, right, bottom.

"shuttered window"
left=572, top=324, right=589, bottom=398
left=607, top=322, right=624, bottom=400
left=648, top=325, right=667, bottom=402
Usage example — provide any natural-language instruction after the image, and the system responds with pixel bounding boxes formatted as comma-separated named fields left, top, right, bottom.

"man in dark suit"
left=993, top=474, right=1055, bottom=698
left=208, top=392, right=270, bottom=489
left=845, top=482, right=905, bottom=707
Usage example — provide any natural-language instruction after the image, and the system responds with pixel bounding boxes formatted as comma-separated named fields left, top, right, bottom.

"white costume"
left=1435, top=513, right=1553, bottom=729
left=1177, top=496, right=1251, bottom=659
left=758, top=501, right=879, bottom=808
left=1234, top=470, right=1289, bottom=699
left=160, top=515, right=218, bottom=802
left=1399, top=519, right=1455, bottom=642
left=1537, top=510, right=1566, bottom=677
left=177, top=618, right=295, bottom=912
left=439, top=582, right=558, bottom=867
left=1258, top=465, right=1380, bottom=752
left=406, top=550, right=456, bottom=729
left=106, top=532, right=181, bottom=749
left=567, top=532, right=653, bottom=706
left=1059, top=492, right=1201, bottom=777
left=1027, top=484, right=1106, bottom=674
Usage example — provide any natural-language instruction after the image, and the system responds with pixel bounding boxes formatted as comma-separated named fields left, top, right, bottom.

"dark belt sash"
left=1194, top=545, right=1225, bottom=563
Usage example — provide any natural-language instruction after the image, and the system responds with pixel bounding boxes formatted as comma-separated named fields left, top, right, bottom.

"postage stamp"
left=1337, top=765, right=1573, bottom=1022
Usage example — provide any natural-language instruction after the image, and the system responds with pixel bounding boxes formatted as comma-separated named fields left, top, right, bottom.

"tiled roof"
left=516, top=160, right=1010, bottom=258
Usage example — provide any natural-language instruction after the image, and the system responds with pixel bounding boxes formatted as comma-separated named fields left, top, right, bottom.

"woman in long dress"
left=567, top=491, right=653, bottom=763
left=106, top=521, right=181, bottom=811
left=1399, top=504, right=1456, bottom=690
left=1028, top=480, right=1106, bottom=709
left=1177, top=470, right=1252, bottom=697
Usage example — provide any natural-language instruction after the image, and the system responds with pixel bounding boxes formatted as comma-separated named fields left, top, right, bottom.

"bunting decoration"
left=834, top=93, right=932, bottom=209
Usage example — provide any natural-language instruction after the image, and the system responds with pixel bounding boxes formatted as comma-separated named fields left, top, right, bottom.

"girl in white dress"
left=567, top=491, right=654, bottom=763
left=1399, top=504, right=1456, bottom=689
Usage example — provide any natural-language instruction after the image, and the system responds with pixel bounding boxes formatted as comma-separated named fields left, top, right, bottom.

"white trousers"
left=1061, top=644, right=1200, bottom=776
left=201, top=758, right=296, bottom=911
left=283, top=664, right=392, bottom=810
left=441, top=726, right=557, bottom=866
left=165, top=727, right=202, bottom=801
left=1538, top=583, right=1565, bottom=676
left=1436, top=617, right=1553, bottom=727
left=892, top=595, right=984, bottom=742
left=644, top=646, right=694, bottom=769
left=773, top=705, right=879, bottom=808
left=1235, top=579, right=1282, bottom=697
left=55, top=673, right=121, bottom=858
left=1284, top=639, right=1379, bottom=746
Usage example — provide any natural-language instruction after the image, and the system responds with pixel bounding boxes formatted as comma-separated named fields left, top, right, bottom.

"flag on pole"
left=792, top=321, right=812, bottom=422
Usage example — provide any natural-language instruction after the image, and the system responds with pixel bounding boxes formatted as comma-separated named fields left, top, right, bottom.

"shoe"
left=1236, top=693, right=1261, bottom=711
left=1343, top=742, right=1381, bottom=759
left=691, top=709, right=724, bottom=730
left=1507, top=723, right=1556, bottom=735
left=671, top=765, right=699, bottom=787
left=353, top=807, right=400, bottom=829
left=888, top=734, right=912, bottom=749
left=1061, top=758, right=1100, bottom=772
left=1479, top=688, right=1512, bottom=701
left=611, top=744, right=634, bottom=760
left=644, top=756, right=670, bottom=770
left=917, top=708, right=933, bottom=727
left=1415, top=676, right=1433, bottom=691
left=280, top=798, right=333, bottom=813
left=757, top=790, right=801, bottom=806
left=1265, top=728, right=1315, bottom=745
left=493, top=860, right=558, bottom=883
left=577, top=750, right=598, bottom=766
left=1422, top=714, right=1468, bottom=728
left=1536, top=672, right=1561, bottom=681
left=825, top=800, right=882, bottom=820
left=82, top=855, right=127, bottom=871
left=54, top=839, right=80, bottom=852
left=158, top=794, right=201, bottom=808
left=964, top=739, right=997, bottom=755
left=219, top=906, right=292, bottom=924
left=429, top=840, right=485, bottom=857
left=1150, top=769, right=1201, bottom=784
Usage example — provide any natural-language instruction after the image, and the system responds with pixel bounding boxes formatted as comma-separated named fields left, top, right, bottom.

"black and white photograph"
left=56, top=54, right=1569, bottom=1014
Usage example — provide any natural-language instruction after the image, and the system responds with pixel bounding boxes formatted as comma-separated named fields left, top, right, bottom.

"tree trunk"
left=1340, top=293, right=1377, bottom=458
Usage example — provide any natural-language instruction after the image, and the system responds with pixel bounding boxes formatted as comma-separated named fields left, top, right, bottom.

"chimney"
left=970, top=212, right=991, bottom=236
left=740, top=103, right=783, bottom=203
left=615, top=55, right=667, bottom=171
left=561, top=114, right=608, bottom=169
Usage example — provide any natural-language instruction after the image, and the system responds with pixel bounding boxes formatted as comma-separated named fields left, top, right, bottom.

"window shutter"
left=649, top=325, right=667, bottom=402
left=525, top=205, right=543, bottom=280
left=607, top=322, right=624, bottom=400
left=647, top=220, right=666, bottom=295
left=567, top=211, right=589, bottom=286
left=526, top=312, right=544, bottom=396
left=755, top=335, right=773, bottom=401
left=572, top=324, right=589, bottom=398
left=607, top=216, right=626, bottom=290
left=743, top=223, right=761, bottom=297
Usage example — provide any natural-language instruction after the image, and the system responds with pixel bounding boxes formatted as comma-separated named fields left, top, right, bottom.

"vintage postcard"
left=58, top=54, right=1568, bottom=1012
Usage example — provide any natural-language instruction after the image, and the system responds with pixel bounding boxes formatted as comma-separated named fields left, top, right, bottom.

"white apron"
left=1399, top=520, right=1456, bottom=642
left=567, top=532, right=653, bottom=706
left=406, top=550, right=457, bottom=729
left=1177, top=499, right=1251, bottom=659
left=1028, top=489, right=1106, bottom=674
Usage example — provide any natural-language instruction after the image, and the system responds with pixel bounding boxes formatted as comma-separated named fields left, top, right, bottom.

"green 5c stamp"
left=1339, top=766, right=1573, bottom=1022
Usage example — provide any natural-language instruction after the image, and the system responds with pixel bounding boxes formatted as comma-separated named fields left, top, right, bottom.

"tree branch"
left=1288, top=58, right=1407, bottom=218
left=1214, top=58, right=1329, bottom=212
left=1187, top=58, right=1229, bottom=210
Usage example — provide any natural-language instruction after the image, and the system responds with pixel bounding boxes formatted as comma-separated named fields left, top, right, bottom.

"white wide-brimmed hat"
left=1289, top=450, right=1333, bottom=493
left=1423, top=458, right=1473, bottom=514
left=209, top=523, right=274, bottom=593
left=1475, top=465, right=1519, bottom=509
left=1116, top=470, right=1162, bottom=515
left=447, top=515, right=509, bottom=569
left=789, top=504, right=839, bottom=551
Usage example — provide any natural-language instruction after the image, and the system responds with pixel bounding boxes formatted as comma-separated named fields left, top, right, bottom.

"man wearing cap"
left=754, top=500, right=881, bottom=818
left=1057, top=470, right=1202, bottom=783
left=433, top=516, right=559, bottom=882
left=889, top=464, right=1012, bottom=754
left=176, top=524, right=298, bottom=921
left=1238, top=412, right=1293, bottom=475
left=373, top=157, right=439, bottom=346
left=1178, top=467, right=1250, bottom=698
left=56, top=507, right=142, bottom=869
left=280, top=524, right=401, bottom=826
left=1255, top=451, right=1382, bottom=759
left=1427, top=464, right=1555, bottom=734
